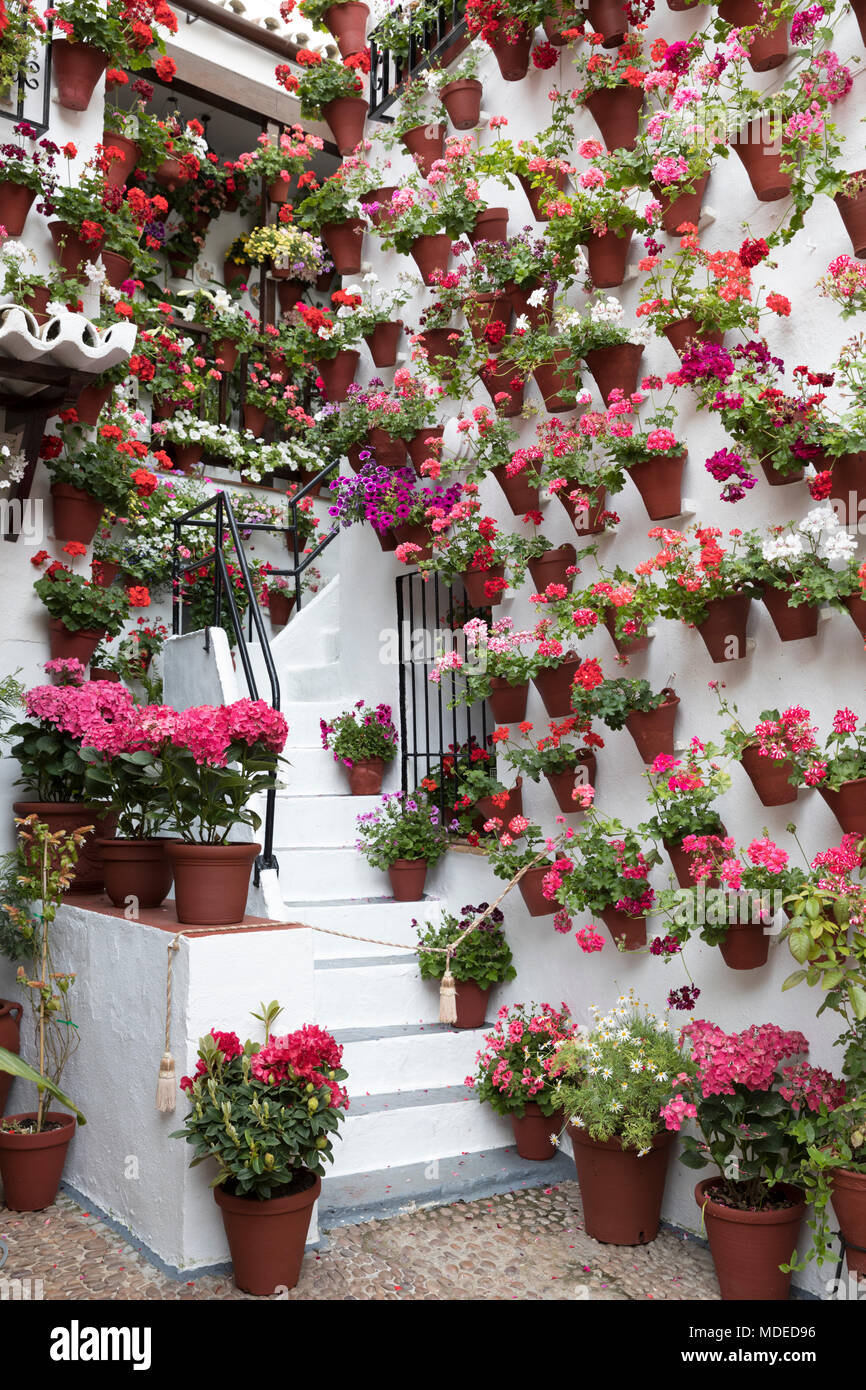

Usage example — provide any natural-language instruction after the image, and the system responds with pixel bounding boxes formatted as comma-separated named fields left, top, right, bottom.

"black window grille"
left=0, top=22, right=53, bottom=136
left=369, top=2, right=468, bottom=123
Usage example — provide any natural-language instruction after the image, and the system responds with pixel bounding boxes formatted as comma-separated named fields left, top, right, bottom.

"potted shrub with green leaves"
left=468, top=1002, right=576, bottom=1159
left=568, top=660, right=680, bottom=765
left=494, top=716, right=600, bottom=815
left=32, top=553, right=133, bottom=667
left=47, top=0, right=174, bottom=112
left=355, top=791, right=450, bottom=900
left=416, top=901, right=515, bottom=1028
left=171, top=1002, right=348, bottom=1295
left=552, top=811, right=660, bottom=950
left=639, top=741, right=730, bottom=889
left=320, top=700, right=398, bottom=795
left=555, top=991, right=691, bottom=1244
left=275, top=52, right=369, bottom=156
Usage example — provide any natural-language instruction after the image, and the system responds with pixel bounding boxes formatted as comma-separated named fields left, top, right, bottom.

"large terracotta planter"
left=165, top=841, right=259, bottom=925
left=461, top=565, right=506, bottom=608
left=0, top=1112, right=76, bottom=1211
left=819, top=778, right=866, bottom=835
left=518, top=864, right=557, bottom=916
left=0, top=183, right=35, bottom=237
left=528, top=544, right=577, bottom=594
left=584, top=86, right=644, bottom=152
left=486, top=23, right=532, bottom=81
left=364, top=319, right=402, bottom=367
left=695, top=1179, right=805, bottom=1301
left=12, top=800, right=114, bottom=894
left=46, top=622, right=105, bottom=668
left=532, top=656, right=581, bottom=717
left=731, top=121, right=791, bottom=202
left=52, top=39, right=107, bottom=111
left=511, top=1103, right=563, bottom=1159
left=545, top=752, right=597, bottom=813
left=49, top=220, right=102, bottom=274
left=315, top=350, right=360, bottom=401
left=452, top=978, right=491, bottom=1029
left=719, top=921, right=770, bottom=971
left=627, top=453, right=685, bottom=520
left=835, top=171, right=866, bottom=259
left=410, top=232, right=452, bottom=284
left=830, top=1168, right=866, bottom=1277
left=584, top=227, right=633, bottom=288
left=695, top=593, right=752, bottom=663
left=322, top=96, right=368, bottom=155
left=345, top=758, right=385, bottom=796
left=406, top=425, right=444, bottom=472
left=322, top=217, right=365, bottom=275
left=571, top=1127, right=673, bottom=1243
left=0, top=1000, right=23, bottom=1117
left=388, top=857, right=429, bottom=901
left=625, top=690, right=679, bottom=763
left=487, top=677, right=529, bottom=724
left=214, top=1172, right=321, bottom=1296
left=50, top=482, right=103, bottom=545
left=740, top=743, right=797, bottom=807
left=761, top=586, right=819, bottom=642
left=718, top=0, right=787, bottom=70
left=663, top=317, right=724, bottom=358
left=583, top=342, right=643, bottom=405
left=651, top=170, right=710, bottom=234
left=534, top=351, right=578, bottom=413
left=492, top=462, right=540, bottom=515
left=470, top=206, right=509, bottom=247
left=587, top=0, right=628, bottom=46
left=830, top=450, right=866, bottom=514
left=440, top=78, right=482, bottom=130
left=102, top=131, right=140, bottom=189
left=401, top=123, right=445, bottom=177
left=98, top=838, right=175, bottom=910
left=600, top=908, right=646, bottom=951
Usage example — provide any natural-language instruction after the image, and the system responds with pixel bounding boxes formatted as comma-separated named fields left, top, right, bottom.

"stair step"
left=275, top=845, right=391, bottom=899
left=319, top=1146, right=577, bottom=1230
left=314, top=955, right=442, bottom=1028
left=280, top=659, right=343, bottom=701
left=280, top=699, right=357, bottom=745
left=331, top=1084, right=509, bottom=1176
left=288, top=897, right=443, bottom=957
left=334, top=1021, right=487, bottom=1094
left=274, top=793, right=399, bottom=845
left=279, top=749, right=365, bottom=794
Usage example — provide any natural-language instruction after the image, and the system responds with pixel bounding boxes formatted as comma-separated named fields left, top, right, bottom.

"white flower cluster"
left=0, top=442, right=26, bottom=490
left=762, top=505, right=857, bottom=565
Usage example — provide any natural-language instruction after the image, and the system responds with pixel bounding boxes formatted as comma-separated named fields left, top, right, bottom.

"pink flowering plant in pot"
left=355, top=790, right=451, bottom=898
left=551, top=810, right=661, bottom=946
left=468, top=1001, right=577, bottom=1152
left=320, top=700, right=398, bottom=795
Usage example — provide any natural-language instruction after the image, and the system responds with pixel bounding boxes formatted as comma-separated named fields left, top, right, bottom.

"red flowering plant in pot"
left=320, top=700, right=398, bottom=796
left=541, top=151, right=645, bottom=290
left=661, top=1019, right=846, bottom=1301
left=40, top=411, right=149, bottom=543
left=418, top=491, right=513, bottom=607
left=47, top=0, right=177, bottom=112
left=476, top=89, right=575, bottom=222
left=638, top=737, right=730, bottom=889
left=0, top=121, right=57, bottom=238
left=482, top=814, right=564, bottom=917
left=32, top=553, right=135, bottom=666
left=493, top=715, right=602, bottom=816
left=647, top=523, right=760, bottom=663
left=464, top=0, right=547, bottom=81
left=578, top=567, right=659, bottom=653
left=516, top=415, right=624, bottom=536
left=276, top=50, right=369, bottom=155
left=467, top=1002, right=577, bottom=1160
left=355, top=790, right=451, bottom=901
left=416, top=902, right=516, bottom=1029
left=567, top=659, right=679, bottom=764
left=0, top=817, right=88, bottom=1212
left=550, top=808, right=661, bottom=951
left=571, top=29, right=649, bottom=152
left=171, top=1002, right=348, bottom=1296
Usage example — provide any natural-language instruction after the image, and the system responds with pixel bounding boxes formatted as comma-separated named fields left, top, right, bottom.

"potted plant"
left=568, top=661, right=679, bottom=764
left=416, top=901, right=516, bottom=1027
left=381, top=75, right=447, bottom=175
left=583, top=569, right=658, bottom=653
left=464, top=0, right=543, bottom=81
left=429, top=614, right=538, bottom=725
left=555, top=991, right=691, bottom=1244
left=494, top=716, right=600, bottom=815
left=47, top=0, right=175, bottom=112
left=0, top=816, right=87, bottom=1211
left=0, top=120, right=57, bottom=237
left=712, top=690, right=816, bottom=808
left=552, top=810, right=659, bottom=950
left=418, top=498, right=512, bottom=607
left=171, top=1002, right=348, bottom=1295
left=275, top=51, right=369, bottom=156
left=320, top=700, right=398, bottom=795
left=484, top=814, right=563, bottom=916
left=468, top=1002, right=576, bottom=1159
left=639, top=740, right=730, bottom=889
left=431, top=46, right=483, bottom=130
left=649, top=524, right=760, bottom=663
left=246, top=124, right=323, bottom=203
left=794, top=708, right=866, bottom=835
left=296, top=0, right=370, bottom=57
left=596, top=378, right=688, bottom=520
left=572, top=32, right=647, bottom=151
left=0, top=3, right=44, bottom=109
left=40, top=414, right=142, bottom=543
left=741, top=509, right=854, bottom=642
left=355, top=790, right=450, bottom=899
left=32, top=553, right=134, bottom=666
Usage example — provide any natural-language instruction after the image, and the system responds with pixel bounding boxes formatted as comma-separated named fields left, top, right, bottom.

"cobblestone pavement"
left=0, top=1181, right=720, bottom=1301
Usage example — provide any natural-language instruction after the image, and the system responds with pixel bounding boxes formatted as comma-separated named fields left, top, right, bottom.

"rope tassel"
left=156, top=935, right=181, bottom=1112
left=439, top=951, right=457, bottom=1025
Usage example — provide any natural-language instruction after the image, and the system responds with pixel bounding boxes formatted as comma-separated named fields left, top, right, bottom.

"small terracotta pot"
left=225, top=260, right=251, bottom=289
left=213, top=338, right=239, bottom=372
left=452, top=978, right=491, bottom=1029
left=600, top=908, right=646, bottom=951
left=505, top=278, right=555, bottom=330
left=322, top=96, right=368, bottom=156
left=461, top=566, right=506, bottom=608
left=410, top=232, right=452, bottom=284
left=388, top=858, right=428, bottom=901
left=268, top=591, right=295, bottom=627
left=465, top=293, right=512, bottom=347
left=322, top=217, right=365, bottom=276
left=532, top=656, right=581, bottom=717
left=663, top=317, right=724, bottom=359
left=695, top=1179, right=805, bottom=1301
left=584, top=227, right=633, bottom=288
left=440, top=78, right=483, bottom=130
left=102, top=131, right=140, bottom=189
left=571, top=1127, right=673, bottom=1243
left=315, top=349, right=360, bottom=401
left=98, top=838, right=174, bottom=910
left=603, top=609, right=649, bottom=655
left=401, top=123, right=445, bottom=177
left=518, top=167, right=568, bottom=222
left=52, top=39, right=107, bottom=111
left=627, top=452, right=686, bottom=520
left=761, top=586, right=819, bottom=642
left=21, top=284, right=51, bottom=327
left=492, top=463, right=540, bottom=515
left=0, top=183, right=35, bottom=237
left=835, top=170, right=866, bottom=259
left=740, top=743, right=797, bottom=807
left=560, top=483, right=608, bottom=536
left=625, top=690, right=679, bottom=763
left=364, top=319, right=402, bottom=368
left=49, top=220, right=102, bottom=274
left=587, top=0, right=628, bottom=46
left=695, top=593, right=752, bottom=663
left=544, top=752, right=597, bottom=814
left=46, top=622, right=105, bottom=669
left=470, top=207, right=509, bottom=247
left=165, top=841, right=260, bottom=925
left=718, top=0, right=787, bottom=69
left=479, top=359, right=524, bottom=416
left=830, top=1168, right=866, bottom=1278
left=758, top=456, right=804, bottom=486
left=487, top=678, right=529, bottom=724
left=363, top=184, right=398, bottom=227
left=417, top=326, right=462, bottom=368
left=844, top=591, right=866, bottom=640
left=719, top=921, right=770, bottom=971
left=731, top=121, right=791, bottom=202
left=830, top=450, right=866, bottom=514
left=511, top=1104, right=563, bottom=1160
left=584, top=86, right=644, bottom=152
left=583, top=342, right=644, bottom=405
left=533, top=351, right=578, bottom=413
left=486, top=23, right=532, bottom=81
left=50, top=482, right=103, bottom=545
left=474, top=779, right=523, bottom=830
left=0, top=1000, right=23, bottom=1117
left=243, top=404, right=269, bottom=438
left=345, top=758, right=385, bottom=796
left=406, top=426, right=444, bottom=473
left=819, top=778, right=866, bottom=836
left=528, top=544, right=577, bottom=594
left=13, top=800, right=114, bottom=894
left=663, top=832, right=719, bottom=890
left=366, top=428, right=407, bottom=469
left=89, top=669, right=119, bottom=682
left=267, top=178, right=290, bottom=204
left=323, top=0, right=369, bottom=55
left=100, top=249, right=132, bottom=290
left=518, top=864, right=556, bottom=916
left=276, top=279, right=305, bottom=314
left=170, top=443, right=204, bottom=475
left=153, top=157, right=189, bottom=193
left=0, top=1112, right=76, bottom=1211
left=391, top=523, right=433, bottom=562
left=651, top=170, right=710, bottom=235
left=75, top=382, right=113, bottom=425
left=214, top=1173, right=321, bottom=1296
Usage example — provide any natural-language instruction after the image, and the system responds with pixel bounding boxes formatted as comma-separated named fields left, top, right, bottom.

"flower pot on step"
left=52, top=39, right=106, bottom=110
left=532, top=656, right=581, bottom=717
left=214, top=1172, right=321, bottom=1296
left=388, top=858, right=428, bottom=901
left=345, top=758, right=385, bottom=796
left=570, top=1127, right=674, bottom=1243
left=584, top=227, right=633, bottom=287
left=50, top=482, right=103, bottom=544
left=492, top=463, right=540, bottom=515
left=364, top=319, right=402, bottom=367
left=740, top=743, right=797, bottom=807
left=12, top=800, right=113, bottom=894
left=452, top=979, right=491, bottom=1029
left=98, top=838, right=174, bottom=910
left=627, top=452, right=686, bottom=519
left=819, top=777, right=866, bottom=835
left=830, top=1168, right=866, bottom=1278
left=835, top=170, right=866, bottom=258
left=718, top=0, right=787, bottom=69
left=528, top=544, right=577, bottom=593
left=321, top=217, right=365, bottom=275
left=517, top=864, right=556, bottom=915
left=487, top=677, right=529, bottom=724
left=165, top=841, right=260, bottom=925
left=410, top=232, right=452, bottom=284
left=511, top=1103, right=563, bottom=1159
left=0, top=183, right=35, bottom=237
left=695, top=593, right=752, bottom=663
left=625, top=689, right=679, bottom=763
left=600, top=908, right=646, bottom=950
left=0, top=1000, right=23, bottom=1117
left=719, top=921, right=770, bottom=971
left=695, top=1179, right=805, bottom=1301
left=322, top=96, right=368, bottom=155
left=486, top=23, right=532, bottom=80
left=0, top=1112, right=77, bottom=1211
left=731, top=121, right=791, bottom=201
left=761, top=586, right=819, bottom=641
left=544, top=752, right=597, bottom=813
left=315, top=350, right=360, bottom=401
left=401, top=122, right=445, bottom=177
left=584, top=86, right=644, bottom=151
left=440, top=78, right=483, bottom=129
left=583, top=342, right=644, bottom=405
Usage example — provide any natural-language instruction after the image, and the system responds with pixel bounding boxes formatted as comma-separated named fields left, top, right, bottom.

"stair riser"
left=275, top=794, right=392, bottom=845
left=306, top=900, right=443, bottom=956
left=331, top=1100, right=509, bottom=1176
left=314, top=962, right=439, bottom=1029
left=276, top=847, right=389, bottom=900
left=341, top=1029, right=485, bottom=1095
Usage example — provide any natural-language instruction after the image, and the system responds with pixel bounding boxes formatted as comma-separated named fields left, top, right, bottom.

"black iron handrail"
left=171, top=461, right=341, bottom=881
left=369, top=3, right=467, bottom=122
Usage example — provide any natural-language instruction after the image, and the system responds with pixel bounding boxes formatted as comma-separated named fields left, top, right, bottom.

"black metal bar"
left=0, top=20, right=52, bottom=136
left=367, top=11, right=467, bottom=122
left=396, top=575, right=408, bottom=800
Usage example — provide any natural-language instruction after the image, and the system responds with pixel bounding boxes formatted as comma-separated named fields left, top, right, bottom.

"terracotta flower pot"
left=364, top=319, right=402, bottom=367
left=401, top=122, right=445, bottom=177
left=406, top=425, right=444, bottom=473
left=625, top=689, right=679, bottom=763
left=98, top=838, right=174, bottom=910
left=571, top=1127, right=673, bottom=1243
left=627, top=452, right=686, bottom=520
left=505, top=278, right=555, bottom=329
left=830, top=1168, right=866, bottom=1278
left=587, top=0, right=628, bottom=46
left=719, top=921, right=770, bottom=971
left=225, top=259, right=251, bottom=289
left=391, top=523, right=434, bottom=562
left=603, top=609, right=649, bottom=655
left=452, top=978, right=491, bottom=1029
left=440, top=78, right=483, bottom=130
left=583, top=342, right=644, bottom=405
left=528, top=544, right=577, bottom=593
left=695, top=1179, right=805, bottom=1301
left=584, top=227, right=633, bottom=288
left=651, top=170, right=710, bottom=235
left=560, top=483, right=608, bottom=535
left=322, top=217, right=365, bottom=275
left=740, top=743, right=797, bottom=807
left=102, top=131, right=140, bottom=189
left=852, top=0, right=866, bottom=45
left=12, top=799, right=114, bottom=893
left=492, top=463, right=540, bottom=515
left=213, top=338, right=239, bottom=372
left=696, top=592, right=752, bottom=663
left=50, top=482, right=103, bottom=545
left=664, top=831, right=724, bottom=890
left=584, top=86, right=644, bottom=152
left=600, top=908, right=646, bottom=950
left=315, top=349, right=360, bottom=401
left=52, top=39, right=107, bottom=111
left=532, top=656, right=581, bottom=717
left=153, top=157, right=189, bottom=192
left=0, top=1000, right=23, bottom=1117
left=542, top=2, right=576, bottom=42
left=718, top=0, right=787, bottom=70
left=89, top=669, right=119, bottom=682
left=510, top=1104, right=563, bottom=1160
left=243, top=404, right=269, bottom=438
left=21, top=284, right=51, bottom=327
left=366, top=428, right=407, bottom=469
left=276, top=279, right=305, bottom=314
left=322, top=96, right=368, bottom=156
left=363, top=184, right=398, bottom=227
left=49, top=220, right=102, bottom=274
left=268, top=591, right=296, bottom=627
left=323, top=0, right=369, bottom=55
left=0, top=1112, right=77, bottom=1211
left=461, top=565, right=506, bottom=608
left=46, top=622, right=105, bottom=669
left=487, top=677, right=529, bottom=724
left=663, top=317, right=724, bottom=358
left=731, top=121, right=791, bottom=202
left=758, top=456, right=803, bottom=486
left=214, top=1172, right=321, bottom=1296
left=170, top=443, right=204, bottom=475
left=835, top=171, right=866, bottom=259
left=534, top=351, right=578, bottom=413
left=410, top=232, right=452, bottom=284
left=345, top=758, right=385, bottom=795
left=465, top=293, right=512, bottom=347
left=0, top=183, right=35, bottom=238
left=844, top=591, right=866, bottom=640
left=518, top=167, right=568, bottom=222
left=417, top=326, right=462, bottom=368
left=75, top=382, right=113, bottom=425
left=165, top=841, right=260, bottom=925
left=518, top=864, right=557, bottom=916
left=100, top=250, right=132, bottom=291
left=544, top=752, right=597, bottom=814
left=486, top=23, right=532, bottom=81
left=267, top=178, right=291, bottom=205
left=474, top=779, right=523, bottom=829
left=388, top=858, right=428, bottom=901
left=819, top=778, right=866, bottom=836
left=470, top=206, right=509, bottom=247
left=480, top=358, right=524, bottom=416
left=761, top=586, right=819, bottom=642
left=830, top=450, right=866, bottom=514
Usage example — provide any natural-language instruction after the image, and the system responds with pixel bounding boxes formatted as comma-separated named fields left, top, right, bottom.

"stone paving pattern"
left=0, top=1180, right=721, bottom=1300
